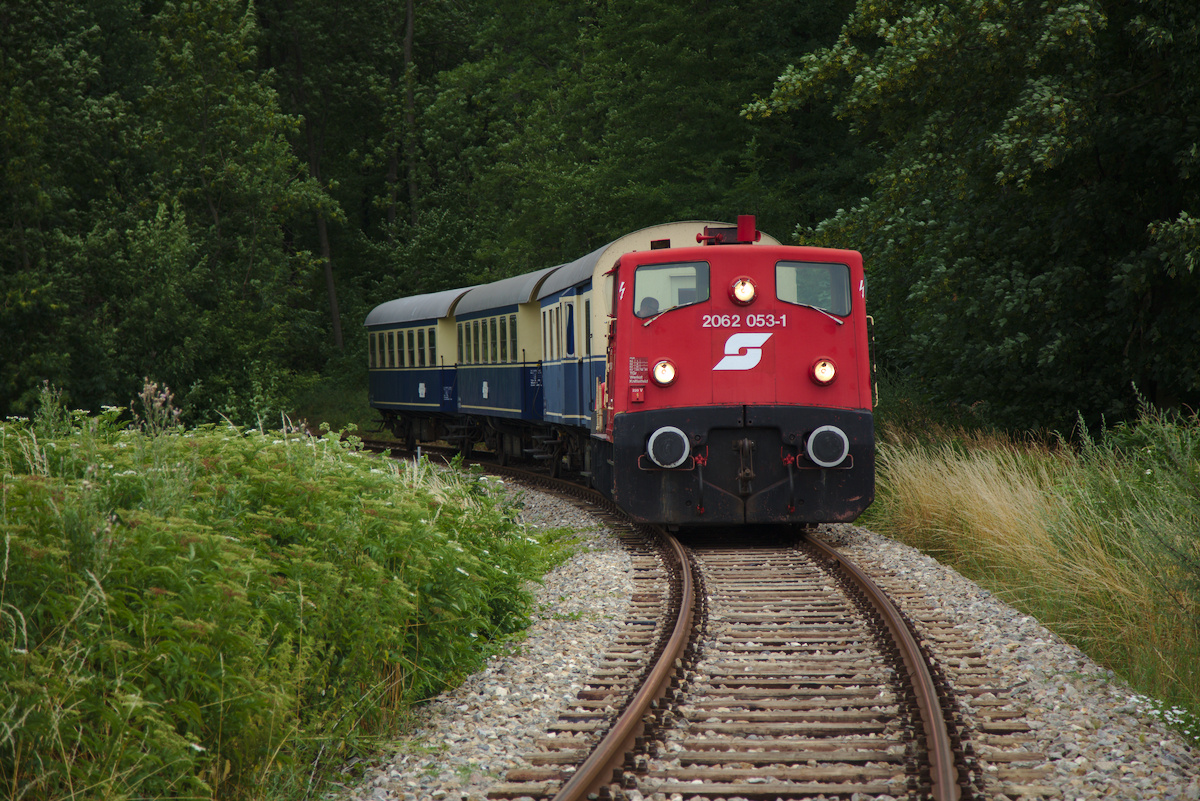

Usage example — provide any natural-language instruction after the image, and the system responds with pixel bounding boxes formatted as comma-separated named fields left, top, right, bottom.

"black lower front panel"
left=605, top=405, right=874, bottom=526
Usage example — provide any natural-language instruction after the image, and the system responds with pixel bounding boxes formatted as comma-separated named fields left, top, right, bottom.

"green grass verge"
left=0, top=386, right=574, bottom=800
left=864, top=381, right=1200, bottom=744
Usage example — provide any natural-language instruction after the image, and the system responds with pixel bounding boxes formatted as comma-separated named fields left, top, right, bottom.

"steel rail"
left=807, top=535, right=961, bottom=801
left=551, top=529, right=695, bottom=801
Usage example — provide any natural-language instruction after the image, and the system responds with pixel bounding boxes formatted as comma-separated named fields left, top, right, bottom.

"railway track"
left=361, top=438, right=1054, bottom=800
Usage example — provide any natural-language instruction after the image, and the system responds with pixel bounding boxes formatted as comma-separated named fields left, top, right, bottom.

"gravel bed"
left=824, top=523, right=1200, bottom=801
left=329, top=485, right=633, bottom=801
left=332, top=497, right=1200, bottom=801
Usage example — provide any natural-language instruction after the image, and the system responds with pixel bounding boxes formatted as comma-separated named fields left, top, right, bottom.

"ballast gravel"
left=331, top=495, right=1199, bottom=801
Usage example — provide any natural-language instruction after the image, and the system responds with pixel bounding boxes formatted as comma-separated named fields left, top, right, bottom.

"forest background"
left=3, top=0, right=1197, bottom=433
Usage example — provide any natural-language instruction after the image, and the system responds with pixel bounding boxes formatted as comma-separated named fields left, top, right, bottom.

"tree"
left=134, top=0, right=329, bottom=419
left=0, top=0, right=142, bottom=412
left=749, top=0, right=1200, bottom=429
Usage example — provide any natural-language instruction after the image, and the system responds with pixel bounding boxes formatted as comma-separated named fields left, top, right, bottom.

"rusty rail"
left=806, top=535, right=961, bottom=801
left=551, top=529, right=695, bottom=801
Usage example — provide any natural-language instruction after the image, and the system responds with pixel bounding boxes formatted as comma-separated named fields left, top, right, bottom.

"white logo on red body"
left=714, top=332, right=773, bottom=371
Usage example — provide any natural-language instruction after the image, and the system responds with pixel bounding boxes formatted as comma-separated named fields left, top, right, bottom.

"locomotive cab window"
left=634, top=261, right=709, bottom=318
left=776, top=261, right=852, bottom=316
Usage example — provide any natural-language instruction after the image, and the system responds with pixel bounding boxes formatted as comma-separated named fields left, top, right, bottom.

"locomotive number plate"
left=702, top=313, right=787, bottom=328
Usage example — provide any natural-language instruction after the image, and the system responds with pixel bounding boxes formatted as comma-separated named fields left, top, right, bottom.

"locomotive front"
left=598, top=217, right=874, bottom=526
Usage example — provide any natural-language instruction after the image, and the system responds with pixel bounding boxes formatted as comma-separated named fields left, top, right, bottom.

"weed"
left=869, top=400, right=1200, bottom=745
left=0, top=383, right=572, bottom=799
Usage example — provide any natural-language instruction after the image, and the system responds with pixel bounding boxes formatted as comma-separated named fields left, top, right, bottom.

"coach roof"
left=364, top=286, right=475, bottom=328
left=454, top=265, right=559, bottom=316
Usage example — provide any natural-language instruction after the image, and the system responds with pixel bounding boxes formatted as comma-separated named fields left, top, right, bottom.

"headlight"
left=652, top=359, right=677, bottom=386
left=810, top=358, right=837, bottom=385
left=730, top=277, right=757, bottom=305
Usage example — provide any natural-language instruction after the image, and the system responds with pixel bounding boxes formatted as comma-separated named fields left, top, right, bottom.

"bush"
left=0, top=385, right=562, bottom=799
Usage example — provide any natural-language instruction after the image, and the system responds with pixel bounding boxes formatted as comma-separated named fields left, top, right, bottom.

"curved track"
left=362, top=439, right=980, bottom=800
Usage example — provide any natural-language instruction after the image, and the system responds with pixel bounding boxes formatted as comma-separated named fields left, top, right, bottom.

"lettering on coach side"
left=714, top=332, right=772, bottom=371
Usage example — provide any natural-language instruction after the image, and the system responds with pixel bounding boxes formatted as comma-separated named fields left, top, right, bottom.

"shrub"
left=0, top=385, right=561, bottom=799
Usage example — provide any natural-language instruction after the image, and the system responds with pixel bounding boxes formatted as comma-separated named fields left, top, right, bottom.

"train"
left=365, top=217, right=874, bottom=527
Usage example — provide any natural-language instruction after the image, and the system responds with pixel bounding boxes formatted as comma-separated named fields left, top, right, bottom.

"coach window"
left=429, top=328, right=437, bottom=365
left=776, top=261, right=851, bottom=316
left=565, top=303, right=575, bottom=357
left=386, top=332, right=395, bottom=368
left=417, top=329, right=426, bottom=367
left=499, top=316, right=508, bottom=362
left=482, top=320, right=491, bottom=363
left=473, top=321, right=481, bottom=364
left=509, top=315, right=518, bottom=362
left=634, top=261, right=709, bottom=318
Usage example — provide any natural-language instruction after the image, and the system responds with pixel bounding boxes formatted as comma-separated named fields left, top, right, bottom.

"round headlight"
left=810, top=358, right=837, bottom=385
left=730, top=277, right=757, bottom=305
left=652, top=359, right=677, bottom=386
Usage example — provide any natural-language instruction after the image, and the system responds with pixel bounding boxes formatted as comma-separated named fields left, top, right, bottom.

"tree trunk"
left=403, top=0, right=418, bottom=226
left=293, top=27, right=343, bottom=349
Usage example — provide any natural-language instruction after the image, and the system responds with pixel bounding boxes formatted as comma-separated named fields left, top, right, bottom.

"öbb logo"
left=714, top=332, right=772, bottom=371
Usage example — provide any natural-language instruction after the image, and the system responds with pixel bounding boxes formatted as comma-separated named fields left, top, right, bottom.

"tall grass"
left=0, top=384, right=570, bottom=800
left=866, top=405, right=1200, bottom=740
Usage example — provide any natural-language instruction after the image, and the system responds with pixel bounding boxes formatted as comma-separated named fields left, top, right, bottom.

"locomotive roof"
left=535, top=221, right=783, bottom=301
left=364, top=286, right=476, bottom=328
left=454, top=265, right=559, bottom=316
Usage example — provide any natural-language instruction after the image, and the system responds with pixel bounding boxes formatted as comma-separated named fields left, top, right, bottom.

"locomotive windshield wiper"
left=641, top=311, right=667, bottom=327
left=796, top=303, right=844, bottom=325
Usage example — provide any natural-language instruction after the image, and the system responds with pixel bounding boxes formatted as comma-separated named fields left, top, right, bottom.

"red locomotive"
left=589, top=216, right=874, bottom=526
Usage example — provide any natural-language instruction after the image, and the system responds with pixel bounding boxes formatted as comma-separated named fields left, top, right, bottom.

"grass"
left=863, top=390, right=1200, bottom=743
left=0, top=383, right=576, bottom=800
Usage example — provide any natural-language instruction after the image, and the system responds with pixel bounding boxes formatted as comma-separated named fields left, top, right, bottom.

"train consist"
left=365, top=217, right=873, bottom=526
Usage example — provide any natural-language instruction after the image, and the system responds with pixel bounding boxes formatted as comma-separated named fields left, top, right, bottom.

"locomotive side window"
left=634, top=261, right=709, bottom=318
left=776, top=262, right=852, bottom=316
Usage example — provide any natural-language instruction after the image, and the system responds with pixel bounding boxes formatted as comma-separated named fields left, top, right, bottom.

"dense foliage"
left=3, top=0, right=1196, bottom=430
left=0, top=387, right=563, bottom=799
left=748, top=0, right=1200, bottom=429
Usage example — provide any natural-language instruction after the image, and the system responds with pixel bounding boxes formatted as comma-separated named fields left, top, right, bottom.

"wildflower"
left=455, top=567, right=470, bottom=576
